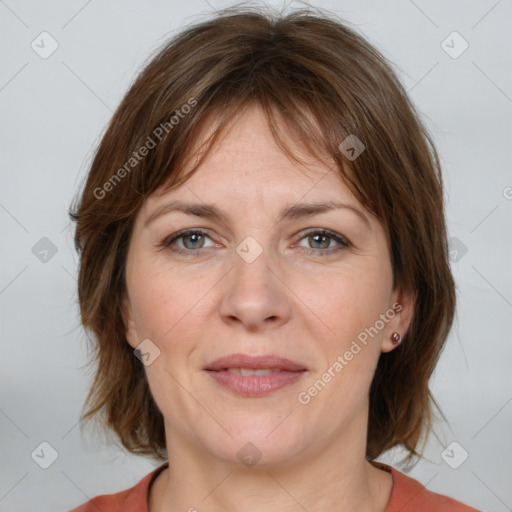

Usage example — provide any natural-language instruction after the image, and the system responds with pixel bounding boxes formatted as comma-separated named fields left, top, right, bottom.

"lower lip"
left=205, top=370, right=306, bottom=397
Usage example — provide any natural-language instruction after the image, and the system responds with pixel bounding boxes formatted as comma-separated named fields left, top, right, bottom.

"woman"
left=68, top=4, right=480, bottom=511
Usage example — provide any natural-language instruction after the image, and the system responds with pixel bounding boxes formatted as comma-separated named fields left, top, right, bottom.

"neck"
left=150, top=412, right=392, bottom=512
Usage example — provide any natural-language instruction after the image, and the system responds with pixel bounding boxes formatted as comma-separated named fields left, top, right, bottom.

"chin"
left=201, top=419, right=310, bottom=469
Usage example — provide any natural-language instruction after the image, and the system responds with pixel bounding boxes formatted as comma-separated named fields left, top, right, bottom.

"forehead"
left=147, top=105, right=358, bottom=211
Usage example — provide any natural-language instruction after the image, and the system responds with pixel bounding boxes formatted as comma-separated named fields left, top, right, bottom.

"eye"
left=162, top=228, right=351, bottom=257
left=164, top=229, right=216, bottom=254
left=294, top=229, right=350, bottom=255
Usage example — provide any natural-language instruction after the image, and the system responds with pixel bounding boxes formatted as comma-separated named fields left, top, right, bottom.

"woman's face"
left=122, top=105, right=413, bottom=468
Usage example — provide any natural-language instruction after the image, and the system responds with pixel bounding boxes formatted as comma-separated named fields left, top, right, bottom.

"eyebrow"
left=144, top=199, right=371, bottom=229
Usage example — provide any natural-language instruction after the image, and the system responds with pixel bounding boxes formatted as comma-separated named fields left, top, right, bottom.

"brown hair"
left=69, top=3, right=455, bottom=464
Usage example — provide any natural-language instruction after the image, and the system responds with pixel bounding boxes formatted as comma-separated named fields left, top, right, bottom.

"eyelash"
left=163, top=228, right=351, bottom=257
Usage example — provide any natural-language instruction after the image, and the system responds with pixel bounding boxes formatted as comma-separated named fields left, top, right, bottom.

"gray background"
left=1, top=0, right=511, bottom=510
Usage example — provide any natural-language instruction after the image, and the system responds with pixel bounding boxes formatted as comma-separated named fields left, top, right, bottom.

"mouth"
left=213, top=368, right=292, bottom=376
left=204, top=354, right=308, bottom=397
left=204, top=353, right=307, bottom=372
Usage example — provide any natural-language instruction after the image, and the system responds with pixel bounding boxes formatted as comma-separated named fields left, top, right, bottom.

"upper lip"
left=205, top=353, right=307, bottom=372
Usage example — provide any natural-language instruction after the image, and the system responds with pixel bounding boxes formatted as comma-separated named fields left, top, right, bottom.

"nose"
left=218, top=244, right=292, bottom=332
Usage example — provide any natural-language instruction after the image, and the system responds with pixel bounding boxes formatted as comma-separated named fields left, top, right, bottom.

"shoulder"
left=67, top=463, right=169, bottom=512
left=376, top=463, right=481, bottom=512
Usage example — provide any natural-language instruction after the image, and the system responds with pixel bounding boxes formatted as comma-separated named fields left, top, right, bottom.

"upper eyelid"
left=296, top=227, right=349, bottom=241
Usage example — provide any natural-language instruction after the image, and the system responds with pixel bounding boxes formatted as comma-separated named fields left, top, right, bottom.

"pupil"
left=185, top=233, right=203, bottom=249
left=311, top=234, right=329, bottom=249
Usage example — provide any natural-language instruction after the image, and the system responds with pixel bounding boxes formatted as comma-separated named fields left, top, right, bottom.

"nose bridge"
left=219, top=235, right=291, bottom=329
left=233, top=237, right=274, bottom=293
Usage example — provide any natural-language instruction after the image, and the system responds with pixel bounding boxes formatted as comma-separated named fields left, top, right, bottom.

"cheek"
left=296, top=268, right=390, bottom=413
left=296, top=259, right=392, bottom=344
left=127, top=252, right=210, bottom=333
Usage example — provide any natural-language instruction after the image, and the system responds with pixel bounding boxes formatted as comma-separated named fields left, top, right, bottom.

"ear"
left=121, top=294, right=140, bottom=350
left=381, top=287, right=416, bottom=354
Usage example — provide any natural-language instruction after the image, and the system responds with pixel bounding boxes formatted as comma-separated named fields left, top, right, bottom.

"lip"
left=206, top=370, right=306, bottom=397
left=204, top=353, right=307, bottom=372
left=204, top=353, right=308, bottom=397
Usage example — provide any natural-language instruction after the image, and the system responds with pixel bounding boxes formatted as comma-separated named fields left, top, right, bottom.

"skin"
left=122, top=104, right=414, bottom=512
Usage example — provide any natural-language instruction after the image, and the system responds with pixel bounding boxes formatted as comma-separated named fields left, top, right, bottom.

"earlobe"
left=390, top=332, right=401, bottom=345
left=381, top=290, right=416, bottom=353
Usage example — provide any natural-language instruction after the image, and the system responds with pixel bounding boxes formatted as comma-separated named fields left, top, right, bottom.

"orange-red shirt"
left=68, top=462, right=481, bottom=512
